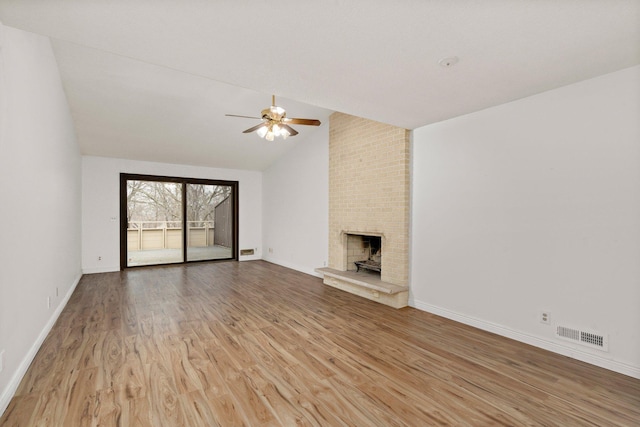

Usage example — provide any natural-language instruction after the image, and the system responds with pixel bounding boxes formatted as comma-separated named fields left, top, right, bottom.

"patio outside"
left=128, top=246, right=232, bottom=266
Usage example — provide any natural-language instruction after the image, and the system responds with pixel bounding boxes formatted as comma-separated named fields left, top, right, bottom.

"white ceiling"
left=1, top=1, right=638, bottom=170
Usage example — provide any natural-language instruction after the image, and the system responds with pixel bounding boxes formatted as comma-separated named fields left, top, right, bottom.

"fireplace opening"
left=346, top=234, right=382, bottom=275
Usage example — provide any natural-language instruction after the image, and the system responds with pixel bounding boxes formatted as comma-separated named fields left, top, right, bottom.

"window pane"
left=126, top=180, right=183, bottom=266
left=186, top=184, right=233, bottom=261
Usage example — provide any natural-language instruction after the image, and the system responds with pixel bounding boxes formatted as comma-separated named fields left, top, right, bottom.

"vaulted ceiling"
left=1, top=1, right=638, bottom=170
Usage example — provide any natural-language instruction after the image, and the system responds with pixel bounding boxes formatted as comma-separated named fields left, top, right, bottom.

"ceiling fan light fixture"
left=265, top=130, right=275, bottom=141
left=255, top=123, right=290, bottom=141
left=256, top=126, right=268, bottom=138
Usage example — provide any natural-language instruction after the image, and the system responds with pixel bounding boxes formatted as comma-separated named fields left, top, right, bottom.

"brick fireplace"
left=317, top=112, right=410, bottom=308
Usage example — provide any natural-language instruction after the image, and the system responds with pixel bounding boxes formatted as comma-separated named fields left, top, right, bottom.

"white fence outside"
left=127, top=221, right=215, bottom=251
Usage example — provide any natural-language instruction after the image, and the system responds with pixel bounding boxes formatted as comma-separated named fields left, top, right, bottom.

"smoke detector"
left=439, top=56, right=459, bottom=68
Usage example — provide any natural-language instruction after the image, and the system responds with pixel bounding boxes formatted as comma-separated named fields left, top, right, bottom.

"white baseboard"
left=0, top=273, right=83, bottom=417
left=410, top=298, right=640, bottom=380
left=82, top=265, right=118, bottom=274
left=261, top=256, right=323, bottom=278
left=239, top=254, right=261, bottom=261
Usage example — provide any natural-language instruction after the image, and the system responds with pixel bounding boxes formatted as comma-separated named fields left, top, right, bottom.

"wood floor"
left=2, top=261, right=639, bottom=426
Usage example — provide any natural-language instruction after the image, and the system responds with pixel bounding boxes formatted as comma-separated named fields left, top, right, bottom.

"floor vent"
left=556, top=326, right=608, bottom=351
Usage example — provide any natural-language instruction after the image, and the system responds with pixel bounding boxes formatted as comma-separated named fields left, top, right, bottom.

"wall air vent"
left=556, top=325, right=608, bottom=352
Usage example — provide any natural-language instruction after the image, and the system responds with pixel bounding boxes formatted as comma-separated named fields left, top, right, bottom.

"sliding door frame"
left=119, top=173, right=239, bottom=269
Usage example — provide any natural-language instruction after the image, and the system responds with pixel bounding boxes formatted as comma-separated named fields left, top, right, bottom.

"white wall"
left=82, top=156, right=262, bottom=273
left=0, top=22, right=82, bottom=414
left=262, top=126, right=329, bottom=276
left=411, top=66, right=640, bottom=378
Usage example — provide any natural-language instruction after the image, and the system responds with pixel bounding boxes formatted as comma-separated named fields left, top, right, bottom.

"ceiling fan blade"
left=281, top=124, right=299, bottom=136
left=226, top=114, right=263, bottom=119
left=285, top=118, right=321, bottom=126
left=243, top=123, right=267, bottom=134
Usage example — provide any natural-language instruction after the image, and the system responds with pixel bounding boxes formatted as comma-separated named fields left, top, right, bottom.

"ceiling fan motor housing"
left=262, top=105, right=286, bottom=121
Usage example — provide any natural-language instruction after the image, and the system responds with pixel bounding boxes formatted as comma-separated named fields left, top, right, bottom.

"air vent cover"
left=556, top=326, right=608, bottom=351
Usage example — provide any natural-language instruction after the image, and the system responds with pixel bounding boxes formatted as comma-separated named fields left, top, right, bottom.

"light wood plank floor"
left=2, top=261, right=639, bottom=426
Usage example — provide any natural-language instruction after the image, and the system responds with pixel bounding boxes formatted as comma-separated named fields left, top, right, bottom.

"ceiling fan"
left=226, top=95, right=321, bottom=141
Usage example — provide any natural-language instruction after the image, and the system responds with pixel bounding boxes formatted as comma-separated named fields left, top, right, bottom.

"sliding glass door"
left=120, top=174, right=238, bottom=268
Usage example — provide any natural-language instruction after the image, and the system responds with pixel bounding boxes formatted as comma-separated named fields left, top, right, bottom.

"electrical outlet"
left=540, top=311, right=551, bottom=325
left=98, top=256, right=102, bottom=261
left=47, top=297, right=51, bottom=309
left=56, top=287, right=59, bottom=297
left=268, top=248, right=273, bottom=254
